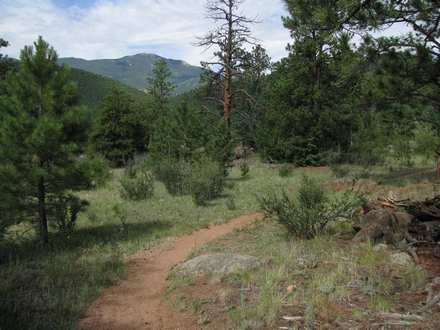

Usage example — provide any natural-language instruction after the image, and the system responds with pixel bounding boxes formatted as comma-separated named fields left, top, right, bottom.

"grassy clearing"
left=0, top=155, right=437, bottom=329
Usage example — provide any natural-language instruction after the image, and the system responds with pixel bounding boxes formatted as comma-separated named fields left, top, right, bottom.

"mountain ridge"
left=59, top=53, right=204, bottom=95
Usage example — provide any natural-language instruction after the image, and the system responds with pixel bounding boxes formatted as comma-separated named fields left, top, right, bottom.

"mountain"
left=59, top=53, right=204, bottom=95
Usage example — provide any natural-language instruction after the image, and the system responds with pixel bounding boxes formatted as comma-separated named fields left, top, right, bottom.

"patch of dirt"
left=78, top=213, right=263, bottom=330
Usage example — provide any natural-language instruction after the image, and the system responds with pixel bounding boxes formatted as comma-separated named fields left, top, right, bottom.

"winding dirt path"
left=78, top=213, right=263, bottom=330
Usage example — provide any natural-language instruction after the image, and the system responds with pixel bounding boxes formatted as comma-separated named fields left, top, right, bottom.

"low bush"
left=48, top=193, right=89, bottom=234
left=119, top=171, right=155, bottom=200
left=240, top=161, right=250, bottom=180
left=186, top=160, right=225, bottom=206
left=278, top=164, right=293, bottom=177
left=258, top=175, right=365, bottom=238
left=153, top=158, right=187, bottom=196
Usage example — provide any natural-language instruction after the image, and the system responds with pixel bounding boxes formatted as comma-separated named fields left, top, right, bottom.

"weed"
left=200, top=296, right=218, bottom=304
left=189, top=299, right=203, bottom=314
left=401, top=264, right=427, bottom=291
left=278, top=164, right=293, bottom=177
left=226, top=196, right=236, bottom=210
left=218, top=288, right=234, bottom=301
left=112, top=203, right=128, bottom=229
left=370, top=296, right=394, bottom=312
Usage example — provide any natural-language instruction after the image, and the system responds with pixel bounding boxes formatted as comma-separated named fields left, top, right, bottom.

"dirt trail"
left=79, top=213, right=263, bottom=330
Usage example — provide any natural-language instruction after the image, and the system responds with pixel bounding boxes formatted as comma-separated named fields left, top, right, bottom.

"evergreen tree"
left=0, top=37, right=94, bottom=243
left=147, top=59, right=181, bottom=160
left=148, top=97, right=207, bottom=161
left=258, top=0, right=359, bottom=164
left=173, top=97, right=207, bottom=160
left=0, top=38, right=14, bottom=81
left=89, top=86, right=151, bottom=166
left=341, top=0, right=440, bottom=179
left=146, top=59, right=177, bottom=115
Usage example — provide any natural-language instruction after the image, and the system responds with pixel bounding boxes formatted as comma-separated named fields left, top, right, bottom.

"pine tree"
left=146, top=59, right=179, bottom=160
left=89, top=85, right=151, bottom=166
left=146, top=59, right=177, bottom=115
left=0, top=36, right=93, bottom=243
left=0, top=38, right=14, bottom=81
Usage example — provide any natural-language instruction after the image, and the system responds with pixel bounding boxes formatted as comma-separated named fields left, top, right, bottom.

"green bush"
left=240, top=161, right=250, bottom=180
left=186, top=160, right=225, bottom=206
left=258, top=175, right=365, bottom=238
left=47, top=193, right=89, bottom=234
left=278, top=164, right=293, bottom=177
left=153, top=158, right=187, bottom=196
left=119, top=171, right=155, bottom=200
left=153, top=158, right=225, bottom=206
left=414, top=122, right=437, bottom=161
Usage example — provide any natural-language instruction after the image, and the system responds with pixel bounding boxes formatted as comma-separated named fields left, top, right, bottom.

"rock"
left=394, top=212, right=415, bottom=227
left=234, top=145, right=246, bottom=158
left=352, top=209, right=398, bottom=243
left=286, top=285, right=297, bottom=293
left=173, top=253, right=261, bottom=277
left=234, top=145, right=253, bottom=159
left=373, top=243, right=389, bottom=251
left=390, top=252, right=413, bottom=266
left=295, top=257, right=318, bottom=269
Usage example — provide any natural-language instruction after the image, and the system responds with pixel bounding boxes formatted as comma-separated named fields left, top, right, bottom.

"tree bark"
left=38, top=175, right=48, bottom=244
left=436, top=140, right=440, bottom=184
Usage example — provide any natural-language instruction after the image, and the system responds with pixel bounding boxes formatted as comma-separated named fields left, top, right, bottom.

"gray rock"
left=390, top=252, right=413, bottom=266
left=173, top=253, right=261, bottom=277
left=373, top=243, right=389, bottom=251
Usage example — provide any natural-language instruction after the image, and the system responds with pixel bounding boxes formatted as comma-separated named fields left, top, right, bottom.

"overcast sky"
left=1, top=0, right=292, bottom=66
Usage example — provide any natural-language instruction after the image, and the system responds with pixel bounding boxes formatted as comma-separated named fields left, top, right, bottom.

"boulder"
left=352, top=209, right=399, bottom=243
left=234, top=145, right=247, bottom=159
left=394, top=212, right=415, bottom=227
left=173, top=253, right=261, bottom=277
left=390, top=252, right=413, bottom=266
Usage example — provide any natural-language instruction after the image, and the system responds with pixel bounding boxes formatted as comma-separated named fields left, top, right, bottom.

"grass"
left=177, top=207, right=434, bottom=328
left=0, top=155, right=437, bottom=329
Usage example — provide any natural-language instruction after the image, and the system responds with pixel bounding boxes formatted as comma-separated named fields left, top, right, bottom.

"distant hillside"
left=68, top=68, right=152, bottom=118
left=60, top=53, right=204, bottom=95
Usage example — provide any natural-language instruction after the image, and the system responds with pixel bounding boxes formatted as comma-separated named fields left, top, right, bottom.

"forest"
left=0, top=0, right=439, bottom=329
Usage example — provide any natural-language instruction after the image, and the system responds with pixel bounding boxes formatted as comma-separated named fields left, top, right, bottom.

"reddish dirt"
left=78, top=213, right=263, bottom=330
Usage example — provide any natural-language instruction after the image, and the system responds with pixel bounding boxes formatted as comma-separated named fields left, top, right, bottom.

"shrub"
left=153, top=158, right=226, bottom=206
left=119, top=171, right=155, bottom=200
left=258, top=175, right=365, bottom=238
left=153, top=158, right=187, bottom=196
left=186, top=160, right=225, bottom=206
left=278, top=164, right=293, bottom=177
left=240, top=161, right=250, bottom=180
left=47, top=193, right=89, bottom=234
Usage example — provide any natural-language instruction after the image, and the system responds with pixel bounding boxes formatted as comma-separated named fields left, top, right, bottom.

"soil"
left=78, top=213, right=264, bottom=330
left=78, top=169, right=440, bottom=330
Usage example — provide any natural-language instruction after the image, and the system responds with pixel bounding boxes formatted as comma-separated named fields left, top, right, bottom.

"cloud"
left=0, top=0, right=291, bottom=66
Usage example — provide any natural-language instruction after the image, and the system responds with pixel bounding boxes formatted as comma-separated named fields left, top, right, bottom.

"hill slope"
left=60, top=53, right=204, bottom=95
left=69, top=67, right=152, bottom=109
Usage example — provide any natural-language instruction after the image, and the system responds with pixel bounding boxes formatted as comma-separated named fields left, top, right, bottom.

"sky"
left=0, top=0, right=292, bottom=67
